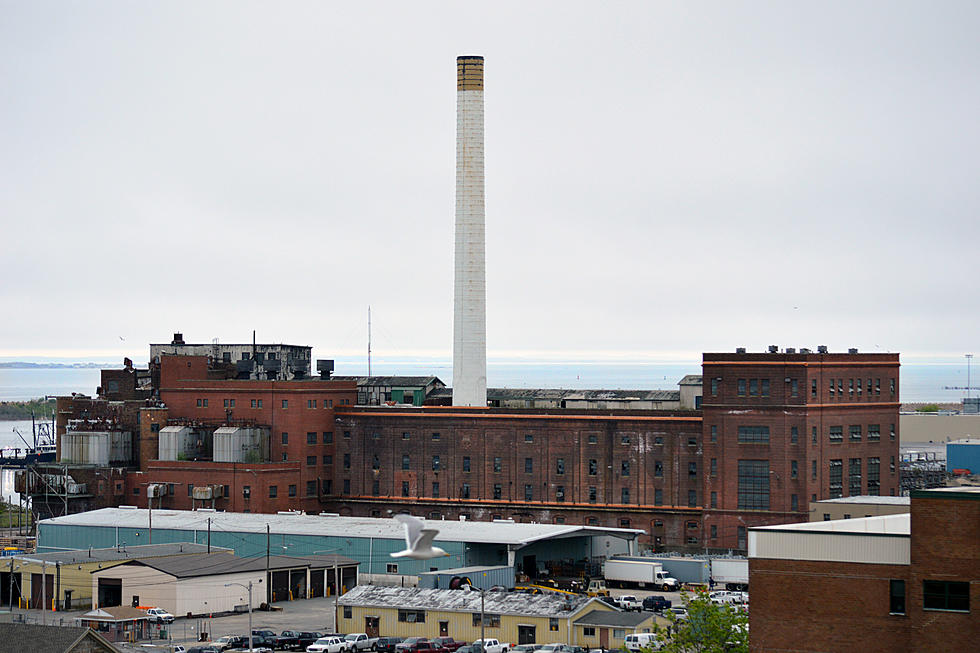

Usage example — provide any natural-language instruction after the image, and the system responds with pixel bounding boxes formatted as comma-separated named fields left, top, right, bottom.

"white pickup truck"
left=345, top=634, right=374, bottom=651
left=614, top=595, right=642, bottom=611
left=473, top=639, right=510, bottom=653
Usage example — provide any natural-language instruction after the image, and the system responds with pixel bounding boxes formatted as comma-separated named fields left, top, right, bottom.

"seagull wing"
left=395, top=513, right=424, bottom=550
left=416, top=528, right=440, bottom=553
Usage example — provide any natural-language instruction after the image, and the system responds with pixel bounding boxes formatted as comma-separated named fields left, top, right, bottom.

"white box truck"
left=710, top=558, right=749, bottom=591
left=603, top=557, right=679, bottom=591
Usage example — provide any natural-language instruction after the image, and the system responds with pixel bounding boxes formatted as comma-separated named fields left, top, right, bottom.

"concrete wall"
left=899, top=414, right=980, bottom=443
left=90, top=564, right=263, bottom=615
left=91, top=564, right=176, bottom=611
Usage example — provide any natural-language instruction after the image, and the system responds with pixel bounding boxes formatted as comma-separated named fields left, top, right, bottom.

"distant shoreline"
left=0, top=362, right=108, bottom=369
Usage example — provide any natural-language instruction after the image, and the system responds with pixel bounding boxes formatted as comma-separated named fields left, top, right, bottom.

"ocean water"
left=0, top=359, right=971, bottom=404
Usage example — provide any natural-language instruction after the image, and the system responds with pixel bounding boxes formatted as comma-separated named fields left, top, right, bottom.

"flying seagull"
left=391, top=514, right=449, bottom=559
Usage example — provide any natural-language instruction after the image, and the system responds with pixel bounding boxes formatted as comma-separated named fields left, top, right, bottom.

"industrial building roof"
left=574, top=609, right=652, bottom=627
left=41, top=508, right=645, bottom=544
left=332, top=376, right=444, bottom=387
left=752, top=513, right=910, bottom=536
left=339, top=585, right=602, bottom=618
left=678, top=375, right=703, bottom=386
left=486, top=388, right=680, bottom=401
left=16, top=542, right=230, bottom=564
left=815, top=496, right=910, bottom=505
left=418, top=565, right=511, bottom=576
left=108, top=552, right=357, bottom=579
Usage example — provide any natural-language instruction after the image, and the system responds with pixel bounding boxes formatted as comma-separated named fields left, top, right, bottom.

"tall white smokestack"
left=453, top=55, right=487, bottom=407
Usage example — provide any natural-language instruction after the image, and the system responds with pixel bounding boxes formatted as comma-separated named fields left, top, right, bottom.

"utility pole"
left=40, top=560, right=46, bottom=624
left=207, top=518, right=211, bottom=553
left=266, top=524, right=271, bottom=604
left=368, top=306, right=372, bottom=377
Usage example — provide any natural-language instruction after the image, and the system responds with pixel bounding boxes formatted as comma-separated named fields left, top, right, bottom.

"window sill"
left=923, top=608, right=970, bottom=614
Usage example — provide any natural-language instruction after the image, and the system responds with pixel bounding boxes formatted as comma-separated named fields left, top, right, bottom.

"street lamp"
left=225, top=579, right=261, bottom=652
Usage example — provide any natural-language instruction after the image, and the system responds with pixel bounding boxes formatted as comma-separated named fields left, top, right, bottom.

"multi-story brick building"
left=41, top=346, right=900, bottom=552
left=701, top=348, right=900, bottom=549
left=331, top=406, right=704, bottom=548
left=749, top=486, right=979, bottom=651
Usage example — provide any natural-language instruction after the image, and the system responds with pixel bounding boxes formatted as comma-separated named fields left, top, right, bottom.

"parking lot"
left=23, top=586, right=701, bottom=652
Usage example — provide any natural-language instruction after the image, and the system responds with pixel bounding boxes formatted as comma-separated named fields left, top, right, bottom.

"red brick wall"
left=702, top=352, right=900, bottom=548
left=750, top=558, right=911, bottom=652
left=908, top=493, right=980, bottom=649
left=328, top=408, right=705, bottom=549
left=129, top=460, right=312, bottom=513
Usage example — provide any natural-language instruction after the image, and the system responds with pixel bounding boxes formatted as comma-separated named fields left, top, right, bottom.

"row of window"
left=890, top=580, right=970, bottom=614
left=827, top=377, right=894, bottom=398
left=345, top=479, right=698, bottom=507
left=711, top=376, right=896, bottom=400
left=724, top=423, right=896, bottom=444
left=195, top=398, right=350, bottom=408
left=281, top=432, right=335, bottom=445
left=829, top=457, right=888, bottom=498
left=391, top=431, right=642, bottom=445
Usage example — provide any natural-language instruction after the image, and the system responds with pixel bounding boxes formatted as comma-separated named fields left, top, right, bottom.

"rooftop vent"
left=786, top=348, right=796, bottom=354
left=171, top=333, right=185, bottom=345
left=736, top=347, right=747, bottom=354
left=817, top=345, right=828, bottom=354
left=848, top=348, right=858, bottom=354
left=800, top=348, right=812, bottom=354
left=768, top=345, right=779, bottom=353
left=317, top=359, right=335, bottom=380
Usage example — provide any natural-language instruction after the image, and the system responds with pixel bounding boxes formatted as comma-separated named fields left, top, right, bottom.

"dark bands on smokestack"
left=457, top=56, right=484, bottom=90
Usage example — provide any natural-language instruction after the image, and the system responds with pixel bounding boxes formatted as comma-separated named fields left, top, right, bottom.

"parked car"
left=456, top=645, right=483, bottom=653
left=308, top=636, right=351, bottom=653
left=252, top=629, right=279, bottom=647
left=432, top=638, right=466, bottom=652
left=642, top=595, right=672, bottom=612
left=396, top=638, right=431, bottom=652
left=187, top=647, right=220, bottom=653
left=597, top=596, right=618, bottom=609
left=666, top=606, right=689, bottom=621
left=213, top=635, right=248, bottom=651
left=145, top=607, right=175, bottom=624
left=278, top=632, right=304, bottom=650
left=346, top=634, right=374, bottom=651
left=375, top=637, right=405, bottom=652
left=614, top=595, right=642, bottom=611
left=399, top=642, right=448, bottom=653
left=510, top=645, right=541, bottom=653
left=298, top=633, right=327, bottom=650
left=472, top=639, right=509, bottom=653
left=624, top=634, right=661, bottom=652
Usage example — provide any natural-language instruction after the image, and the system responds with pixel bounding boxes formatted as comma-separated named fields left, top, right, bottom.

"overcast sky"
left=2, top=1, right=978, bottom=363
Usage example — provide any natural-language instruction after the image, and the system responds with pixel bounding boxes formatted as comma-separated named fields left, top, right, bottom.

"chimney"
left=171, top=333, right=184, bottom=345
left=452, top=55, right=488, bottom=407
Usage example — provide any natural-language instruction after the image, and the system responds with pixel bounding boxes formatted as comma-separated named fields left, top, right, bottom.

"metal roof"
left=40, top=508, right=645, bottom=544
left=338, top=585, right=603, bottom=619
left=751, top=513, right=910, bottom=536
left=418, top=565, right=511, bottom=576
left=332, top=376, right=444, bottom=387
left=486, top=388, right=680, bottom=401
left=678, top=375, right=703, bottom=386
left=573, top=609, right=653, bottom=627
left=16, top=542, right=230, bottom=565
left=814, top=496, right=910, bottom=505
left=0, top=623, right=123, bottom=653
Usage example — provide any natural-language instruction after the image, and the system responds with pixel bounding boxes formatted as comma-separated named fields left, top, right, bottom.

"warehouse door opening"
left=366, top=617, right=380, bottom=638
left=518, top=626, right=536, bottom=644
left=98, top=578, right=122, bottom=608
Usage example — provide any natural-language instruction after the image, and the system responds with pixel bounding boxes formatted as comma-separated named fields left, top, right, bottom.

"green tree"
left=650, top=590, right=748, bottom=653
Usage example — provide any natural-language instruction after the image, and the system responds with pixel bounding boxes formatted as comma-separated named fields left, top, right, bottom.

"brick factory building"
left=748, top=486, right=979, bottom=651
left=701, top=348, right=901, bottom=549
left=33, top=345, right=901, bottom=553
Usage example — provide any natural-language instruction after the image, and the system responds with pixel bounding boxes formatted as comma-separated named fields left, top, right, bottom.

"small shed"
left=573, top=609, right=659, bottom=650
left=76, top=606, right=150, bottom=643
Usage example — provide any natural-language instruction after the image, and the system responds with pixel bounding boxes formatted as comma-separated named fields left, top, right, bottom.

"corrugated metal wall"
left=749, top=531, right=909, bottom=565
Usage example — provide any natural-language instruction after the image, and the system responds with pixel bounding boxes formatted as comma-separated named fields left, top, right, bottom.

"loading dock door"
left=30, top=573, right=54, bottom=609
left=0, top=572, right=21, bottom=607
left=518, top=626, right=536, bottom=644
left=98, top=578, right=122, bottom=608
left=290, top=569, right=307, bottom=599
left=366, top=616, right=380, bottom=638
left=271, top=571, right=289, bottom=602
left=522, top=555, right=536, bottom=578
left=310, top=570, right=324, bottom=598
